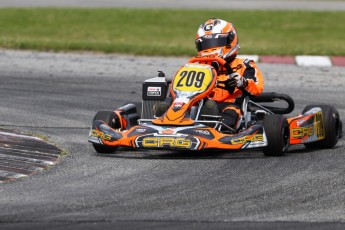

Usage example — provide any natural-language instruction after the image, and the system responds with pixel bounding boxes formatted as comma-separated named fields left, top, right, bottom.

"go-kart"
left=88, top=56, right=342, bottom=156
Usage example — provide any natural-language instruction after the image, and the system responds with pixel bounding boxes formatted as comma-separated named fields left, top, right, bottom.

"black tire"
left=92, top=111, right=118, bottom=154
left=302, top=105, right=340, bottom=149
left=262, top=114, right=290, bottom=156
left=92, top=143, right=117, bottom=154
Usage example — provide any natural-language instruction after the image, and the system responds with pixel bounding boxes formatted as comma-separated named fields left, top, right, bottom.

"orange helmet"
left=195, top=18, right=239, bottom=59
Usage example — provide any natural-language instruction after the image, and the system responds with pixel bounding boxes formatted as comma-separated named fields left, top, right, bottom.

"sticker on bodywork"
left=135, top=134, right=200, bottom=150
left=173, top=64, right=214, bottom=92
left=147, top=86, right=161, bottom=96
left=290, top=109, right=325, bottom=144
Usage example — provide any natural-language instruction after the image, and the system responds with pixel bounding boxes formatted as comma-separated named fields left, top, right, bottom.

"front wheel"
left=92, top=111, right=118, bottom=154
left=92, top=143, right=117, bottom=154
left=262, top=114, right=290, bottom=156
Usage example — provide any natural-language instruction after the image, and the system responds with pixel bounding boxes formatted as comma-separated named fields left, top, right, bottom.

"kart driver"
left=195, top=18, right=264, bottom=129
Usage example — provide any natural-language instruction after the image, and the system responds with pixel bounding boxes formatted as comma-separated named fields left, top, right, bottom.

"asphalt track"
left=0, top=50, right=345, bottom=229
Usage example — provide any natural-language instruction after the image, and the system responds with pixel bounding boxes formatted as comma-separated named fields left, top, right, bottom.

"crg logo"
left=90, top=129, right=111, bottom=141
left=231, top=134, right=264, bottom=145
left=141, top=137, right=192, bottom=148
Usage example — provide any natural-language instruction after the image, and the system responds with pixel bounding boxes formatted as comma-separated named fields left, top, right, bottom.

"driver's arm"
left=242, top=59, right=264, bottom=96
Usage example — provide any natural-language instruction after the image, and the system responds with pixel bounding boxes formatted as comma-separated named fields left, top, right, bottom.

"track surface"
left=0, top=50, right=345, bottom=229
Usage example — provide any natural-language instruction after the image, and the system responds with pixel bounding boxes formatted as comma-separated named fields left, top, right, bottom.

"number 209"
left=176, top=71, right=205, bottom=88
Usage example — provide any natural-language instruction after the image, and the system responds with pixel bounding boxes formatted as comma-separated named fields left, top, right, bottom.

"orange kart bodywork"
left=89, top=120, right=267, bottom=151
left=88, top=56, right=342, bottom=155
left=89, top=106, right=329, bottom=151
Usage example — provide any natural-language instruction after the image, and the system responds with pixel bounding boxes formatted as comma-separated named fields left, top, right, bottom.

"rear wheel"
left=302, top=105, right=341, bottom=149
left=92, top=111, right=118, bottom=154
left=262, top=114, right=289, bottom=156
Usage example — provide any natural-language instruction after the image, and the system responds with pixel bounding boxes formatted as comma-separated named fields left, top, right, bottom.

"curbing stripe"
left=241, top=54, right=345, bottom=67
left=260, top=55, right=295, bottom=64
left=331, top=56, right=345, bottom=67
left=0, top=130, right=61, bottom=183
left=0, top=131, right=42, bottom=140
left=0, top=153, right=55, bottom=166
left=237, top=55, right=259, bottom=62
left=0, top=170, right=27, bottom=179
left=295, top=55, right=332, bottom=67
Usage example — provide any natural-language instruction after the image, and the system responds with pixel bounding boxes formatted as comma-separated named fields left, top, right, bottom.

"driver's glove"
left=228, top=73, right=248, bottom=89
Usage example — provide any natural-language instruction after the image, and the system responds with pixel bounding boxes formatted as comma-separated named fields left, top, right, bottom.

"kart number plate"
left=173, top=65, right=213, bottom=92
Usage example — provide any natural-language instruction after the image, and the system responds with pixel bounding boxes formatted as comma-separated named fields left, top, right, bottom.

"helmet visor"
left=196, top=33, right=233, bottom=52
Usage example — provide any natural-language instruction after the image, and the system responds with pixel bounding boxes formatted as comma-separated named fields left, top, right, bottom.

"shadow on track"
left=94, top=148, right=266, bottom=160
left=91, top=144, right=342, bottom=160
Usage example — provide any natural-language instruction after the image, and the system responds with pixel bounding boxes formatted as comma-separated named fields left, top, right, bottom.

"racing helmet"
left=195, top=18, right=240, bottom=59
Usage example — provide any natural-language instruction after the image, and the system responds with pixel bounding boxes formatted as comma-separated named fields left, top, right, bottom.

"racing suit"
left=209, top=57, right=264, bottom=128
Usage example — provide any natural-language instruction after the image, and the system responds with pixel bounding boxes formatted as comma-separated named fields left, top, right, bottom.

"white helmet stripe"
left=197, top=27, right=205, bottom=37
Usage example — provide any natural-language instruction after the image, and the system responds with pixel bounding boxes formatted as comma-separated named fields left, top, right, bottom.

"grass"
left=0, top=8, right=344, bottom=56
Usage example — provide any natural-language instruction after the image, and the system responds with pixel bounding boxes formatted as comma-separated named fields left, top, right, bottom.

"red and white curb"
left=237, top=55, right=345, bottom=67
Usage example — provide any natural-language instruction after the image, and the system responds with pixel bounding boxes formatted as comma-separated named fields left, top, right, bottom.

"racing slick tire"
left=92, top=111, right=118, bottom=154
left=302, top=105, right=341, bottom=149
left=262, top=114, right=289, bottom=156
